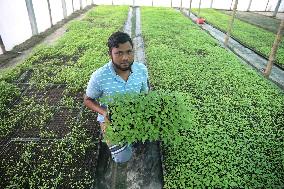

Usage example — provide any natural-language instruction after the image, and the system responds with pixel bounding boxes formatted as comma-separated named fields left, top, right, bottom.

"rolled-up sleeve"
left=86, top=72, right=102, bottom=99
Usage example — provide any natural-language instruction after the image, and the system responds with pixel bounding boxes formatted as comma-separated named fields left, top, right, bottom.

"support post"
left=80, top=0, right=83, bottom=9
left=272, top=0, right=281, bottom=17
left=265, top=0, right=270, bottom=11
left=229, top=0, right=233, bottom=10
left=0, top=35, right=6, bottom=54
left=47, top=0, right=53, bottom=26
left=25, top=0, right=38, bottom=35
left=247, top=0, right=252, bottom=12
left=264, top=19, right=284, bottom=77
left=72, top=0, right=75, bottom=12
left=197, top=0, right=201, bottom=18
left=210, top=0, right=213, bottom=8
left=61, top=0, right=67, bottom=18
left=224, top=0, right=238, bottom=46
left=189, top=0, right=193, bottom=16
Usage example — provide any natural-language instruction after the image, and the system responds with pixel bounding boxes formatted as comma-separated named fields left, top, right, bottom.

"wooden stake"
left=224, top=0, right=238, bottom=46
left=264, top=19, right=284, bottom=77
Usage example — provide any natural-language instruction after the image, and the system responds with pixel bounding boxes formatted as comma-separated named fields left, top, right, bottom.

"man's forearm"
left=83, top=96, right=107, bottom=117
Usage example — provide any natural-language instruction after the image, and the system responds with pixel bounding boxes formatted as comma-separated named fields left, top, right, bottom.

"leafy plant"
left=101, top=91, right=195, bottom=145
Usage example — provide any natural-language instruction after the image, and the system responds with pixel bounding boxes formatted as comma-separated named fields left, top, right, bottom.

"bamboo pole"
left=264, top=19, right=284, bottom=77
left=224, top=0, right=238, bottom=46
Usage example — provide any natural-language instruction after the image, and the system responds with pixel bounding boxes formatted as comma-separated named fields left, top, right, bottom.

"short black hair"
left=107, top=31, right=133, bottom=53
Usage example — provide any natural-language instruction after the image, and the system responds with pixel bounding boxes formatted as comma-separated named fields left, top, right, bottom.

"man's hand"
left=101, top=110, right=110, bottom=133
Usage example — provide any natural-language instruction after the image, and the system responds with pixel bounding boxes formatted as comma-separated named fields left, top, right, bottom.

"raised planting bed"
left=191, top=8, right=284, bottom=68
left=142, top=7, right=284, bottom=188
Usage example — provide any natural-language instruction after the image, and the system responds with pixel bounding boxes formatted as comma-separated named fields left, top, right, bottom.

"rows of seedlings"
left=0, top=6, right=129, bottom=188
left=191, top=8, right=284, bottom=68
left=141, top=7, right=284, bottom=188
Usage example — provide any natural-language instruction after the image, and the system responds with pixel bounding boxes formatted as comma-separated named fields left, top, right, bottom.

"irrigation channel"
left=180, top=9, right=284, bottom=90
left=94, top=6, right=163, bottom=189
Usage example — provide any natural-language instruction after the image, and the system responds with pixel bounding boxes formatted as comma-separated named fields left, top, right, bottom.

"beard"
left=112, top=59, right=134, bottom=71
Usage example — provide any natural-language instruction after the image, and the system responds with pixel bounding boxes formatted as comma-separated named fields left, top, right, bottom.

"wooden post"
left=47, top=0, right=53, bottom=26
left=25, top=0, right=38, bottom=35
left=224, top=0, right=238, bottom=46
left=197, top=0, right=201, bottom=18
left=272, top=0, right=281, bottom=17
left=210, top=0, right=213, bottom=8
left=61, top=0, right=67, bottom=18
left=189, top=0, right=193, bottom=16
left=264, top=19, right=284, bottom=77
left=247, top=0, right=252, bottom=12
left=265, top=0, right=270, bottom=11
left=0, top=35, right=6, bottom=54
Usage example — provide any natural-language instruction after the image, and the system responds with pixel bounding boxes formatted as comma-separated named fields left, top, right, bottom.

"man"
left=84, top=31, right=149, bottom=163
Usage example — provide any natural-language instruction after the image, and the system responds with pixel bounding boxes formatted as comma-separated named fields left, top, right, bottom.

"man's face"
left=110, top=41, right=134, bottom=71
